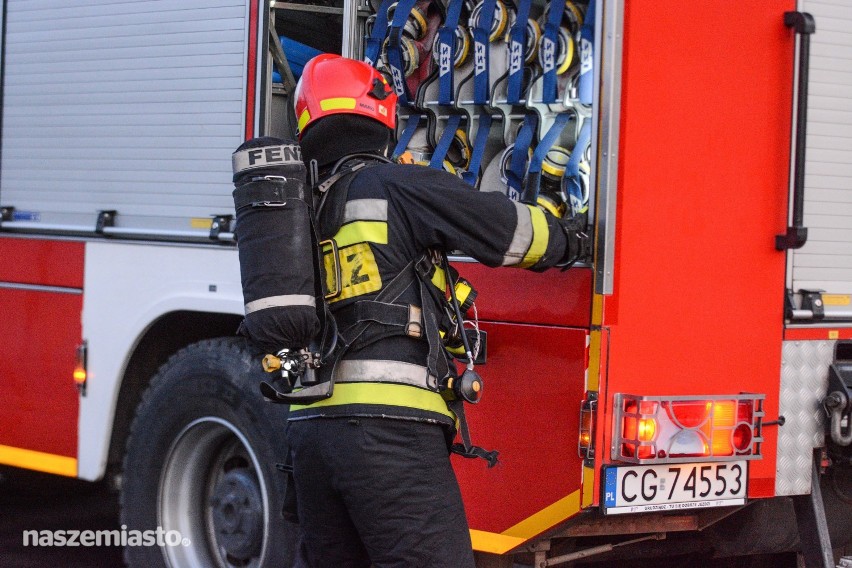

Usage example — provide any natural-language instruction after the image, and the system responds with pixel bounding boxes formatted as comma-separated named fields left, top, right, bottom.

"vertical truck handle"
left=776, top=11, right=815, bottom=251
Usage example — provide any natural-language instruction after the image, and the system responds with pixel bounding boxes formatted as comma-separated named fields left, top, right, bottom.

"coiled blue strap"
left=505, top=113, right=538, bottom=201
left=437, top=0, right=465, bottom=105
left=461, top=113, right=493, bottom=186
left=429, top=114, right=462, bottom=169
left=564, top=119, right=590, bottom=214
left=364, top=0, right=396, bottom=67
left=392, top=114, right=425, bottom=159
left=522, top=112, right=571, bottom=205
left=472, top=0, right=497, bottom=105
left=386, top=0, right=421, bottom=106
left=506, top=0, right=532, bottom=104
left=540, top=0, right=566, bottom=103
left=578, top=0, right=595, bottom=106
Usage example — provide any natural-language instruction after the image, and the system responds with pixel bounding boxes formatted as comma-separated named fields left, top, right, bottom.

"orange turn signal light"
left=74, top=342, right=88, bottom=394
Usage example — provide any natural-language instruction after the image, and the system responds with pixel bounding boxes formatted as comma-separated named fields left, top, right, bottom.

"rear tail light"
left=612, top=394, right=764, bottom=464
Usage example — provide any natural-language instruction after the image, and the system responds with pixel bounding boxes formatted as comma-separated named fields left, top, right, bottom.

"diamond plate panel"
left=776, top=340, right=835, bottom=496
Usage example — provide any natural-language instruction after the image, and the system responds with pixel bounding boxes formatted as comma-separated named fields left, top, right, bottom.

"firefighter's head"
left=295, top=54, right=397, bottom=168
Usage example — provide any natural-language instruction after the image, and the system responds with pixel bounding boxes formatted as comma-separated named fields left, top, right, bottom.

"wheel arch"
left=105, top=310, right=244, bottom=479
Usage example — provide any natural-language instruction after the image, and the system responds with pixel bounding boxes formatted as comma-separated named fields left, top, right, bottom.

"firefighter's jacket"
left=288, top=163, right=573, bottom=427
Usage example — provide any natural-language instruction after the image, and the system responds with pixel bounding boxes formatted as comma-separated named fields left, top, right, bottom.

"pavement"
left=0, top=465, right=806, bottom=568
left=0, top=466, right=125, bottom=567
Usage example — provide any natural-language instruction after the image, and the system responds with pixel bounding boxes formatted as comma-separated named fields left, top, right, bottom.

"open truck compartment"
left=1, top=0, right=852, bottom=565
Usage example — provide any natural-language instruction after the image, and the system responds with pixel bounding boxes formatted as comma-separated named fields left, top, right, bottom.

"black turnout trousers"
left=285, top=417, right=476, bottom=568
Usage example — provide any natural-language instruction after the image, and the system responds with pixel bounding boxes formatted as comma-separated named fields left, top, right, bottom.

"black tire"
left=121, top=337, right=297, bottom=568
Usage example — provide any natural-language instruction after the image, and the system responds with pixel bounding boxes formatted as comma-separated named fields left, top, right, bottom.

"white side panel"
left=78, top=241, right=242, bottom=480
left=0, top=1, right=248, bottom=232
left=793, top=1, right=852, bottom=294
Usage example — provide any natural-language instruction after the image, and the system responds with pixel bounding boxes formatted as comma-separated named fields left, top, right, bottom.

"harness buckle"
left=406, top=305, right=423, bottom=338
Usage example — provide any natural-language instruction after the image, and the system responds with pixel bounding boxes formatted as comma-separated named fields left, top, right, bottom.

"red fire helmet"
left=294, top=54, right=397, bottom=138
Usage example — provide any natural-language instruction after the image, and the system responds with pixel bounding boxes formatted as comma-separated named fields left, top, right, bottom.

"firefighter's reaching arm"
left=358, top=164, right=588, bottom=271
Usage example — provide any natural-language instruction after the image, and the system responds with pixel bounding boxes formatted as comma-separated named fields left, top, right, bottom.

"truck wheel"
left=121, top=337, right=296, bottom=568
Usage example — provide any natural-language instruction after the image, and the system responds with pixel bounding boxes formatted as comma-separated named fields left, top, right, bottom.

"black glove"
left=556, top=215, right=589, bottom=270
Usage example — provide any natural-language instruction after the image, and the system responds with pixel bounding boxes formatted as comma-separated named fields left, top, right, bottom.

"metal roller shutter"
left=0, top=0, right=248, bottom=234
left=793, top=0, right=852, bottom=296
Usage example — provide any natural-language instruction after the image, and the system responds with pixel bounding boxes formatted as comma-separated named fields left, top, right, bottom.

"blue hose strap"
left=564, top=119, right=591, bottom=214
left=437, top=0, right=464, bottom=105
left=507, top=0, right=532, bottom=104
left=387, top=0, right=421, bottom=105
left=522, top=111, right=571, bottom=204
left=461, top=113, right=493, bottom=186
left=392, top=114, right=425, bottom=159
left=429, top=114, right=462, bottom=169
left=540, top=0, right=566, bottom=103
left=506, top=113, right=538, bottom=200
left=578, top=0, right=595, bottom=106
left=472, top=0, right=497, bottom=104
left=364, top=0, right=396, bottom=66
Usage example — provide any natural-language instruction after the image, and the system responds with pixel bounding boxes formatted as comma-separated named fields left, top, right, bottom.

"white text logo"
left=23, top=527, right=190, bottom=548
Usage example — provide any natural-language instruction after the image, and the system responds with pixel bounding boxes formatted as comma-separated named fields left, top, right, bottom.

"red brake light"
left=668, top=401, right=710, bottom=429
left=732, top=423, right=753, bottom=452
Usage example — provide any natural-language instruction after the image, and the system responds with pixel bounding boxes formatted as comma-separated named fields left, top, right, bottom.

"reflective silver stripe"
left=343, top=199, right=388, bottom=223
left=502, top=201, right=534, bottom=266
left=245, top=294, right=316, bottom=314
left=333, top=359, right=437, bottom=390
left=232, top=145, right=303, bottom=175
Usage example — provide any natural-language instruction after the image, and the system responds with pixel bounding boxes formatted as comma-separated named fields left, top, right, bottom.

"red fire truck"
left=1, top=0, right=850, bottom=566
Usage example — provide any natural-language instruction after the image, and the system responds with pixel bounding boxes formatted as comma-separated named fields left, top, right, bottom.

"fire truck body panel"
left=0, top=237, right=83, bottom=475
left=0, top=0, right=850, bottom=563
left=596, top=0, right=794, bottom=503
left=78, top=240, right=243, bottom=480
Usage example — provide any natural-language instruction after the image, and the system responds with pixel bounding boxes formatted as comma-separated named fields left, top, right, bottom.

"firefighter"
left=283, top=53, right=586, bottom=568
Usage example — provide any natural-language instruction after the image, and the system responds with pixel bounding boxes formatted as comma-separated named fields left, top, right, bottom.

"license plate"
left=603, top=461, right=747, bottom=515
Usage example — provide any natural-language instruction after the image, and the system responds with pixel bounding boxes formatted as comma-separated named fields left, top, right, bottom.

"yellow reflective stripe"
left=320, top=97, right=357, bottom=111
left=582, top=465, right=596, bottom=507
left=502, top=490, right=582, bottom=539
left=334, top=221, right=388, bottom=248
left=518, top=205, right=549, bottom=268
left=297, top=109, right=311, bottom=132
left=289, top=382, right=455, bottom=419
left=469, top=530, right=526, bottom=555
left=0, top=444, right=77, bottom=477
left=470, top=491, right=584, bottom=554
